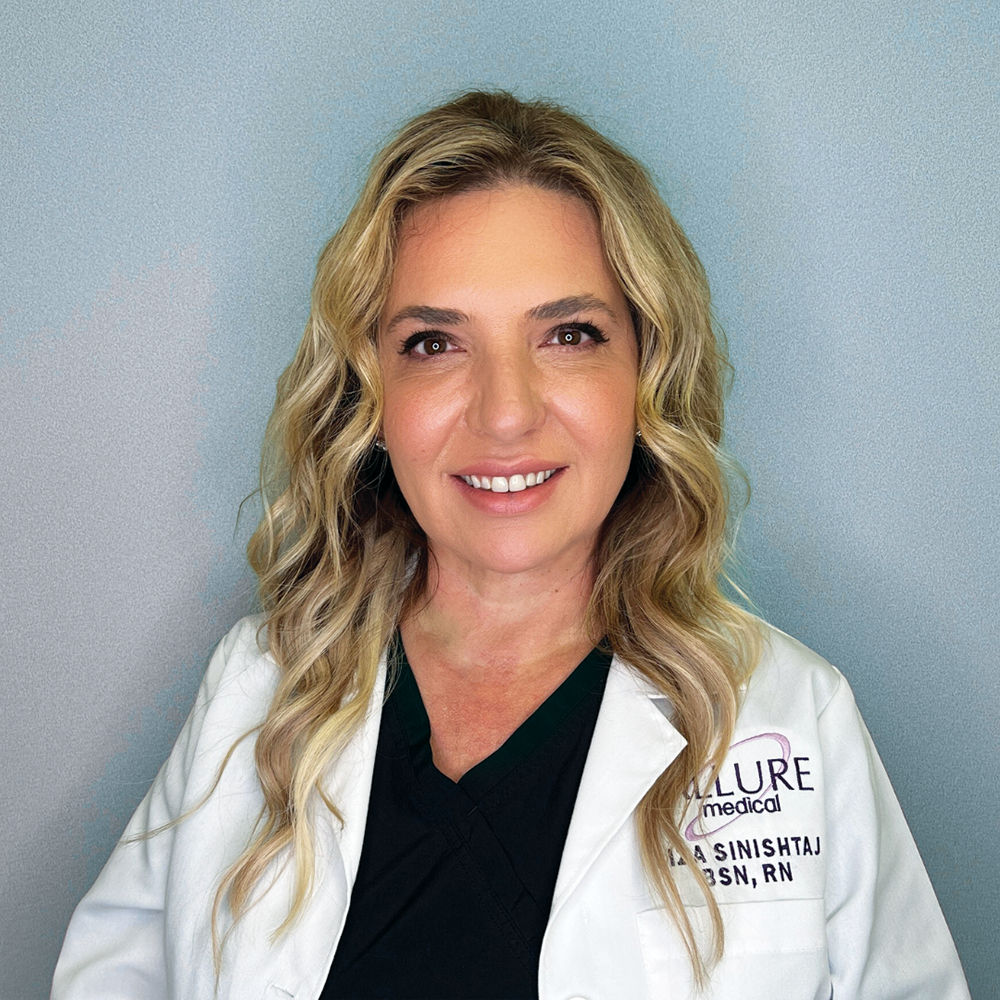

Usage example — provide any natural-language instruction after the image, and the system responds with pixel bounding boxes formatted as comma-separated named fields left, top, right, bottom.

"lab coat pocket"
left=637, top=897, right=830, bottom=1000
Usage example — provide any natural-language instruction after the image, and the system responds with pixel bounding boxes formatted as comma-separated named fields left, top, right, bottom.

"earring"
left=374, top=438, right=387, bottom=452
left=635, top=429, right=642, bottom=439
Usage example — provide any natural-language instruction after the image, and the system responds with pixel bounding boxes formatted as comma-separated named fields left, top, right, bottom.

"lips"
left=460, top=468, right=557, bottom=493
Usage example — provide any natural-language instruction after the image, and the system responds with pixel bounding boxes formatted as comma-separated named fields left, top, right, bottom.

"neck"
left=401, top=548, right=597, bottom=686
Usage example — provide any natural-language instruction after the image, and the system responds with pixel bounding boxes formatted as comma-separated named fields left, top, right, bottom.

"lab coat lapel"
left=226, top=654, right=388, bottom=999
left=549, top=655, right=687, bottom=915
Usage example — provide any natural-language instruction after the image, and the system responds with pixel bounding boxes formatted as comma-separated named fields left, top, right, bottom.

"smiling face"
left=378, top=183, right=639, bottom=582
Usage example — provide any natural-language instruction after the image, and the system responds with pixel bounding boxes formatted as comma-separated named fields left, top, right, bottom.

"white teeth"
left=463, top=468, right=557, bottom=491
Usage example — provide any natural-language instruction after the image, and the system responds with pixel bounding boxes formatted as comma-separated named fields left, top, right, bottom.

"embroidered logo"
left=674, top=731, right=822, bottom=893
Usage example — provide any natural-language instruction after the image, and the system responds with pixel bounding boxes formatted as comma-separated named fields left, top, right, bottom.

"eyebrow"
left=384, top=294, right=617, bottom=334
left=384, top=305, right=470, bottom=334
left=526, top=294, right=618, bottom=322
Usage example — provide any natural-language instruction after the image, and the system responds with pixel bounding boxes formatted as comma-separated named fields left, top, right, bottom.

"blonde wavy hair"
left=222, top=90, right=761, bottom=985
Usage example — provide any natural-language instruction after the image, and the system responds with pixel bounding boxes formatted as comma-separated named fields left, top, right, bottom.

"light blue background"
left=2, top=1, right=996, bottom=996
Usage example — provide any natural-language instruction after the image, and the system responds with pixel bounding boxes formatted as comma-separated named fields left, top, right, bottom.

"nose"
left=468, top=345, right=546, bottom=443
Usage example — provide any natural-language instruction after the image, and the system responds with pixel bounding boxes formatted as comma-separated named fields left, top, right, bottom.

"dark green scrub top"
left=321, top=635, right=611, bottom=1000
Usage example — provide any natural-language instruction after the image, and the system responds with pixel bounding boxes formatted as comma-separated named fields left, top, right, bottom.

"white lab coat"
left=52, top=616, right=970, bottom=1000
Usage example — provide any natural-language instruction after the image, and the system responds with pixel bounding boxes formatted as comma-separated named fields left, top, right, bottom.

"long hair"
left=223, top=90, right=761, bottom=984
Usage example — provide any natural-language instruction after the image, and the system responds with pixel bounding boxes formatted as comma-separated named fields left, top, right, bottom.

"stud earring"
left=374, top=438, right=387, bottom=452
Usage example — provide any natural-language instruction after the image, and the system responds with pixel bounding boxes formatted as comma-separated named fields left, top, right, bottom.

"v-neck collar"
left=389, top=634, right=612, bottom=800
left=263, top=645, right=688, bottom=1000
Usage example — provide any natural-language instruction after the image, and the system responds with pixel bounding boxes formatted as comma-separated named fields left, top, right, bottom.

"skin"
left=378, top=183, right=639, bottom=780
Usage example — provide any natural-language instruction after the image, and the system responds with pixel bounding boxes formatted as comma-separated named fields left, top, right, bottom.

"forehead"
left=386, top=184, right=621, bottom=311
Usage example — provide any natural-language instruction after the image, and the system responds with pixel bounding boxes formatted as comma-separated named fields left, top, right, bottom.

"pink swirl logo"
left=684, top=731, right=790, bottom=841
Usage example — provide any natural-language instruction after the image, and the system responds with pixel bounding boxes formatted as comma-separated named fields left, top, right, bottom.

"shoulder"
left=179, top=614, right=281, bottom=758
left=201, top=613, right=277, bottom=695
left=737, top=619, right=848, bottom=729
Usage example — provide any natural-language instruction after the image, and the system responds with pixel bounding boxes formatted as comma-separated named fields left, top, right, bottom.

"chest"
left=540, top=822, right=832, bottom=1000
left=539, top=713, right=835, bottom=1000
left=420, top=671, right=579, bottom=779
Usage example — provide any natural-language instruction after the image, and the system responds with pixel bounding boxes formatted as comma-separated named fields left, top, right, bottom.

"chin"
left=474, top=550, right=557, bottom=576
left=444, top=529, right=590, bottom=578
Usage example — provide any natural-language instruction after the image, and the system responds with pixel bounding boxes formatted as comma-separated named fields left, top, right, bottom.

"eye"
left=547, top=322, right=608, bottom=347
left=400, top=331, right=454, bottom=357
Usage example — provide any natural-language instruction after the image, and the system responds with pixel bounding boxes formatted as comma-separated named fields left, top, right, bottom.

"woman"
left=52, top=91, right=969, bottom=999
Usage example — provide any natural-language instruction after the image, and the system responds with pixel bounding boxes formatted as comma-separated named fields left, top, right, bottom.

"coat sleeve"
left=50, top=619, right=262, bottom=1000
left=819, top=674, right=970, bottom=998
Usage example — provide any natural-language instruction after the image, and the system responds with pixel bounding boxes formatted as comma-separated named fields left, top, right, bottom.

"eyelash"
left=399, top=322, right=609, bottom=357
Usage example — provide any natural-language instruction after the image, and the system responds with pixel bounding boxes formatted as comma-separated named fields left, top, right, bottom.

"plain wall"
left=1, top=1, right=996, bottom=996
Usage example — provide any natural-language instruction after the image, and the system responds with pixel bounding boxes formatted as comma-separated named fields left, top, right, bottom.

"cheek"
left=561, top=376, right=637, bottom=460
left=382, top=379, right=460, bottom=469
